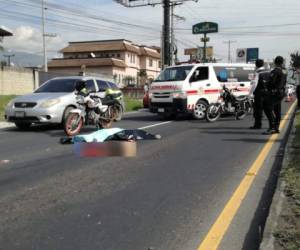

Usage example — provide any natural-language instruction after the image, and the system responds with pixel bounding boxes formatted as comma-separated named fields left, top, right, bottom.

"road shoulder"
left=260, top=111, right=300, bottom=250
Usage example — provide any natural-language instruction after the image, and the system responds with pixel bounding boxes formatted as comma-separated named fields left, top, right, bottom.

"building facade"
left=48, top=39, right=161, bottom=86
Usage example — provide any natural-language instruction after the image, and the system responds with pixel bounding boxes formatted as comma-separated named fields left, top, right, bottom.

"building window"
left=149, top=59, right=153, bottom=67
left=133, top=55, right=135, bottom=64
left=117, top=53, right=120, bottom=58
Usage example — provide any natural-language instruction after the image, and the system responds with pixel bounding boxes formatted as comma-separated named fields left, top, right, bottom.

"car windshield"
left=154, top=66, right=193, bottom=82
left=35, top=78, right=77, bottom=93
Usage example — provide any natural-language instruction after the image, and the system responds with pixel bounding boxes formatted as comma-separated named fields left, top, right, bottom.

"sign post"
left=192, top=22, right=218, bottom=62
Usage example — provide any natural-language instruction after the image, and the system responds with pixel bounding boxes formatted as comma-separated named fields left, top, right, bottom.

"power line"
left=0, top=9, right=160, bottom=39
left=175, top=22, right=300, bottom=31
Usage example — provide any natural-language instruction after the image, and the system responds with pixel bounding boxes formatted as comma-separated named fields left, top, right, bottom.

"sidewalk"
left=0, top=121, right=13, bottom=129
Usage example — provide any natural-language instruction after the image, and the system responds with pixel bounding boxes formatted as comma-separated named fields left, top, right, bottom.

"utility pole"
left=163, top=0, right=170, bottom=67
left=3, top=54, right=15, bottom=66
left=223, top=40, right=237, bottom=63
left=41, top=0, right=57, bottom=72
left=115, top=0, right=198, bottom=68
left=42, top=0, right=47, bottom=72
left=170, top=3, right=185, bottom=65
left=170, top=3, right=174, bottom=65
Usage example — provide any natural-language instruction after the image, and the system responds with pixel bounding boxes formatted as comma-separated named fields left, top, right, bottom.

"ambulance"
left=149, top=63, right=255, bottom=119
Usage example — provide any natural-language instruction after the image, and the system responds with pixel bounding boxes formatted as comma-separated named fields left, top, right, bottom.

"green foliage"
left=124, top=97, right=142, bottom=111
left=0, top=95, right=16, bottom=121
left=138, top=69, right=147, bottom=78
left=274, top=113, right=300, bottom=249
left=290, top=52, right=300, bottom=70
left=123, top=75, right=136, bottom=86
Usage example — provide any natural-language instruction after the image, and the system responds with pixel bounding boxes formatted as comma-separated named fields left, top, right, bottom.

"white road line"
left=138, top=121, right=173, bottom=130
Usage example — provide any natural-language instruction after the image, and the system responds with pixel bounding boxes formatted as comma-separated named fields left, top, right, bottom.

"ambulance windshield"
left=154, top=66, right=193, bottom=82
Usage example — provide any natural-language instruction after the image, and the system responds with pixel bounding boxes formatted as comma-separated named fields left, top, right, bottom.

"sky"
left=0, top=0, right=299, bottom=64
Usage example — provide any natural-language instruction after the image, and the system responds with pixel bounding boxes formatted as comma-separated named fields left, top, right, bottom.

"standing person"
left=263, top=56, right=287, bottom=134
left=249, top=59, right=269, bottom=129
left=296, top=69, right=300, bottom=109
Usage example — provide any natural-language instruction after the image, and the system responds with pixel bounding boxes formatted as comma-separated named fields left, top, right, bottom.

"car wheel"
left=193, top=100, right=208, bottom=120
left=15, top=122, right=31, bottom=130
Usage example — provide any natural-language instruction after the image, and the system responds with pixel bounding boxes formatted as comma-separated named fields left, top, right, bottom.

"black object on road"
left=60, top=129, right=161, bottom=144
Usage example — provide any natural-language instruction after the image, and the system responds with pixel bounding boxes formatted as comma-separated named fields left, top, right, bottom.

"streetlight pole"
left=3, top=54, right=15, bottom=66
left=224, top=40, right=237, bottom=63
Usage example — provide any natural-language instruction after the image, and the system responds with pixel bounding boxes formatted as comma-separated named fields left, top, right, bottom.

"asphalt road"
left=0, top=103, right=294, bottom=250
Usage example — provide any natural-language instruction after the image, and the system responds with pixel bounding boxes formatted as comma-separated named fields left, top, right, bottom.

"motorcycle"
left=64, top=91, right=122, bottom=136
left=205, top=85, right=252, bottom=122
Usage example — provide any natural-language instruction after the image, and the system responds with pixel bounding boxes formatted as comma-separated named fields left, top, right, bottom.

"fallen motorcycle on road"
left=205, top=85, right=252, bottom=122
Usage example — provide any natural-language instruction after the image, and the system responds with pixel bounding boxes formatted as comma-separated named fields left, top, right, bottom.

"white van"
left=149, top=63, right=255, bottom=119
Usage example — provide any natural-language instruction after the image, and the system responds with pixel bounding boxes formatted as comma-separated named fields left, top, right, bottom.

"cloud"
left=2, top=26, right=64, bottom=56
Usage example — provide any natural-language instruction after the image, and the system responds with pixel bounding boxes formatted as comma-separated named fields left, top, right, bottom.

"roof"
left=140, top=47, right=160, bottom=59
left=60, top=39, right=161, bottom=59
left=48, top=58, right=127, bottom=68
left=60, top=40, right=140, bottom=54
left=0, top=27, right=13, bottom=37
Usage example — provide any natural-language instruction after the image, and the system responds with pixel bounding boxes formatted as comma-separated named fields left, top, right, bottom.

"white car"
left=5, top=76, right=124, bottom=129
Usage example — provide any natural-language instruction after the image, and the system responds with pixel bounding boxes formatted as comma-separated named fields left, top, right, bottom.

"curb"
left=0, top=121, right=14, bottom=129
left=260, top=110, right=297, bottom=250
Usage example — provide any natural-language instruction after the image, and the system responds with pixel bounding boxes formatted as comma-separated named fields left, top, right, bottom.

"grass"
left=0, top=95, right=16, bottom=121
left=274, top=112, right=300, bottom=250
left=124, top=97, right=143, bottom=112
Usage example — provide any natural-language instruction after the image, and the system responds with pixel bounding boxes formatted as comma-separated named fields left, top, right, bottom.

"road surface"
left=0, top=103, right=294, bottom=250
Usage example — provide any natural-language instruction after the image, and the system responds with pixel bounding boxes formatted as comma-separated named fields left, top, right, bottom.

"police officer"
left=263, top=56, right=287, bottom=134
left=296, top=69, right=300, bottom=109
left=249, top=59, right=269, bottom=129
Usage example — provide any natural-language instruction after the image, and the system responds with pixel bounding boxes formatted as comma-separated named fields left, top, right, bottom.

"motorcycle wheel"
left=206, top=104, right=221, bottom=122
left=245, top=101, right=253, bottom=114
left=99, top=106, right=114, bottom=129
left=64, top=113, right=83, bottom=136
left=236, top=110, right=247, bottom=120
left=112, top=104, right=123, bottom=122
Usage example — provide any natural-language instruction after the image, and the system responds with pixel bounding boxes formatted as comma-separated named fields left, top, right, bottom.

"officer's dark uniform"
left=263, top=67, right=287, bottom=132
left=252, top=69, right=270, bottom=128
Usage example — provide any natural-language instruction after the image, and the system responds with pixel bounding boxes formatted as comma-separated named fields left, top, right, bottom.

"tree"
left=290, top=51, right=300, bottom=70
left=138, top=69, right=148, bottom=86
left=1, top=60, right=7, bottom=68
left=123, top=75, right=136, bottom=86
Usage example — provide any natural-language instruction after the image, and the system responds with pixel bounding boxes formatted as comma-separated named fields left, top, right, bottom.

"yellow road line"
left=197, top=102, right=297, bottom=250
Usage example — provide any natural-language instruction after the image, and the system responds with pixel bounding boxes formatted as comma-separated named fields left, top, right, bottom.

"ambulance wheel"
left=193, top=100, right=208, bottom=120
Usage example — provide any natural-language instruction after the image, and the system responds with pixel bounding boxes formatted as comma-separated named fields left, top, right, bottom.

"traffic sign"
left=192, top=22, right=218, bottom=34
left=247, top=48, right=259, bottom=62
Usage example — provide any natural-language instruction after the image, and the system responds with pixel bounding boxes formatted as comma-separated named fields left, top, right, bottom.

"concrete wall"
left=47, top=67, right=114, bottom=85
left=0, top=67, right=38, bottom=95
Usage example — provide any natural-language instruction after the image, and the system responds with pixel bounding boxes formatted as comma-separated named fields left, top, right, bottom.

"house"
left=48, top=39, right=161, bottom=86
